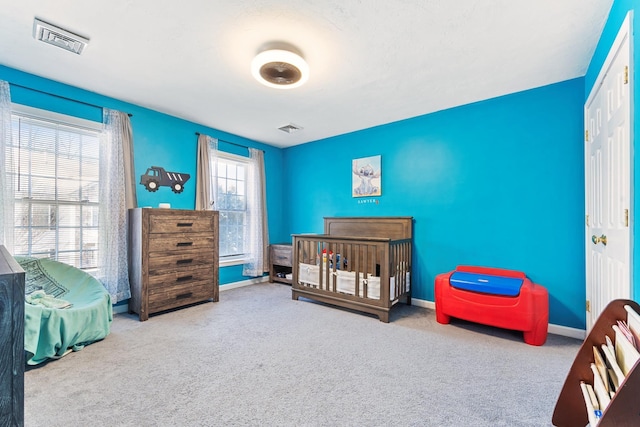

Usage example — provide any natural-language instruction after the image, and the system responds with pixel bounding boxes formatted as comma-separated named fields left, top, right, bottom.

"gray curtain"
left=196, top=134, right=217, bottom=210
left=121, top=114, right=137, bottom=210
left=0, top=80, right=13, bottom=252
left=257, top=149, right=269, bottom=273
left=100, top=109, right=136, bottom=302
left=243, top=148, right=269, bottom=276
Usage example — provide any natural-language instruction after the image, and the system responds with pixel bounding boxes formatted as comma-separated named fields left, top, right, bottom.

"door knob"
left=591, top=234, right=607, bottom=246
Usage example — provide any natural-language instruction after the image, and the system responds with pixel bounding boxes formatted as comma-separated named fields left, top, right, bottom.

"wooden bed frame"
left=291, top=217, right=413, bottom=322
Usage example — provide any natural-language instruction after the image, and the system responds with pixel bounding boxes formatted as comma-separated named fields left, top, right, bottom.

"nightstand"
left=269, top=243, right=292, bottom=285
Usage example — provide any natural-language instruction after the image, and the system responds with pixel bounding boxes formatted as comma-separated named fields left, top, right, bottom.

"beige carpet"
left=24, top=283, right=581, bottom=426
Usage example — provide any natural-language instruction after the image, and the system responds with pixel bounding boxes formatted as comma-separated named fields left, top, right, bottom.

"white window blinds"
left=216, top=154, right=247, bottom=258
left=9, top=112, right=102, bottom=269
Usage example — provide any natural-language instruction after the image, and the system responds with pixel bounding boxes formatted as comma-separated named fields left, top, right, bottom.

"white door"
left=585, top=13, right=633, bottom=330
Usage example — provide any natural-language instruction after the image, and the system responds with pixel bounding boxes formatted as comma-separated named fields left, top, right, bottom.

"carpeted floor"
left=24, top=283, right=581, bottom=426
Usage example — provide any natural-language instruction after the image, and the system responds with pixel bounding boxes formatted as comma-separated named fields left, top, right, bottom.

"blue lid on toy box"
left=450, top=271, right=524, bottom=296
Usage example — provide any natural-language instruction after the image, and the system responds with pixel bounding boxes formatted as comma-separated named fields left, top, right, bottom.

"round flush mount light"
left=251, top=49, right=309, bottom=89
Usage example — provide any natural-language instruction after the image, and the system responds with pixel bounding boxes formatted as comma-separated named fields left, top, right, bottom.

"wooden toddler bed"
left=292, top=217, right=413, bottom=322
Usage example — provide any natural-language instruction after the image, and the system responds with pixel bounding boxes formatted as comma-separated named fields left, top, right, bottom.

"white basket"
left=299, top=263, right=320, bottom=287
left=335, top=270, right=356, bottom=294
left=362, top=275, right=381, bottom=299
left=389, top=272, right=411, bottom=298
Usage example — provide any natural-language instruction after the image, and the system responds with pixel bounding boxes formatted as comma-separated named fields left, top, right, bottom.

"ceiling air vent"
left=33, top=18, right=89, bottom=55
left=278, top=123, right=303, bottom=134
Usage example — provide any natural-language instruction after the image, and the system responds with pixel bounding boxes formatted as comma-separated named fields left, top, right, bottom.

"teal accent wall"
left=283, top=78, right=586, bottom=329
left=585, top=1, right=638, bottom=301
left=0, top=65, right=287, bottom=286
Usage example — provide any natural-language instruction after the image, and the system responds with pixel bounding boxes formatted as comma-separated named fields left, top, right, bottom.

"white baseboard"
left=410, top=297, right=586, bottom=340
left=113, top=304, right=129, bottom=314
left=220, top=276, right=269, bottom=291
left=411, top=298, right=434, bottom=310
left=547, top=324, right=586, bottom=340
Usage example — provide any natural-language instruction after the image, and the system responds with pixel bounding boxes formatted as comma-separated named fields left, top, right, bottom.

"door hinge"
left=586, top=299, right=591, bottom=313
left=625, top=209, right=629, bottom=227
left=586, top=214, right=590, bottom=227
left=624, top=66, right=629, bottom=84
left=585, top=129, right=589, bottom=142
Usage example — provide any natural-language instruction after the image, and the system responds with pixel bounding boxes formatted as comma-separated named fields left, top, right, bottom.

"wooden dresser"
left=128, top=208, right=219, bottom=321
left=0, top=245, right=25, bottom=426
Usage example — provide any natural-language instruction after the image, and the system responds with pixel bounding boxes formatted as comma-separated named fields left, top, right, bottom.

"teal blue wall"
left=283, top=78, right=586, bottom=329
left=586, top=1, right=638, bottom=301
left=0, top=65, right=288, bottom=286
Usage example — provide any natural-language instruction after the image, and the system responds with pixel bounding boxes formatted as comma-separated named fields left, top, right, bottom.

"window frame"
left=9, top=104, right=104, bottom=270
left=215, top=150, right=250, bottom=267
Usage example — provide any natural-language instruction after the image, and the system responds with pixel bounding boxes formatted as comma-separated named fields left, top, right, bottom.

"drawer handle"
left=177, top=259, right=194, bottom=265
left=176, top=275, right=193, bottom=282
left=176, top=242, right=193, bottom=247
left=176, top=292, right=193, bottom=300
left=177, top=222, right=193, bottom=227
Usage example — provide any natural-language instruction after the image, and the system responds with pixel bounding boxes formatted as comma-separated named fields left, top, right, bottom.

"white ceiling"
left=0, top=0, right=613, bottom=148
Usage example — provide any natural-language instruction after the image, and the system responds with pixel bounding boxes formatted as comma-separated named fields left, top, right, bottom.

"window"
left=215, top=152, right=248, bottom=262
left=7, top=106, right=103, bottom=270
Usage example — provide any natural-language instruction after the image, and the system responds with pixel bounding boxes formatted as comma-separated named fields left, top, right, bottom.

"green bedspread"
left=17, top=257, right=113, bottom=365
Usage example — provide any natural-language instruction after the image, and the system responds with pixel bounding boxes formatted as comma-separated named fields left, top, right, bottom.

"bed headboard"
left=323, top=217, right=413, bottom=240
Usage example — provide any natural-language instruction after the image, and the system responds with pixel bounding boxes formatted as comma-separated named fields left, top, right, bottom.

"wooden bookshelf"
left=552, top=299, right=640, bottom=427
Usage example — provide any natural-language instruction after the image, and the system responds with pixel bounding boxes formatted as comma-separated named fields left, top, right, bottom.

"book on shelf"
left=601, top=341, right=624, bottom=390
left=590, top=363, right=611, bottom=410
left=606, top=369, right=616, bottom=396
left=580, top=381, right=602, bottom=426
left=612, top=324, right=640, bottom=376
left=586, top=381, right=599, bottom=410
left=616, top=320, right=636, bottom=349
left=624, top=304, right=640, bottom=351
left=605, top=335, right=615, bottom=356
left=592, top=346, right=613, bottom=393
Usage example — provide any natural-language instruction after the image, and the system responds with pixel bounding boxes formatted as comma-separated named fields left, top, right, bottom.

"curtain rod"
left=8, top=82, right=132, bottom=117
left=195, top=132, right=264, bottom=152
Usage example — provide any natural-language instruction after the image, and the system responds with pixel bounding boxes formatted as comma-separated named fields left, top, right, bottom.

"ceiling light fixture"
left=251, top=48, right=309, bottom=89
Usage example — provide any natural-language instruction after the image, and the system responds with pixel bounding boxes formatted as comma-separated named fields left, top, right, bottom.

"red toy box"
left=435, top=265, right=548, bottom=346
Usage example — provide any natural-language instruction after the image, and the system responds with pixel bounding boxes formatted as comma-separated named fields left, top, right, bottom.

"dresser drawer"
left=148, top=250, right=213, bottom=273
left=147, top=265, right=214, bottom=289
left=271, top=245, right=292, bottom=267
left=147, top=281, right=214, bottom=312
left=148, top=212, right=216, bottom=233
left=148, top=232, right=215, bottom=252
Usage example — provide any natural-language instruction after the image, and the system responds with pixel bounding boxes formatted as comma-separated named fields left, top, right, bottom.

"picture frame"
left=352, top=155, right=381, bottom=197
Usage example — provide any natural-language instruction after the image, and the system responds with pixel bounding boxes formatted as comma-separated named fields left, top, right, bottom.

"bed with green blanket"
left=17, top=257, right=112, bottom=365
